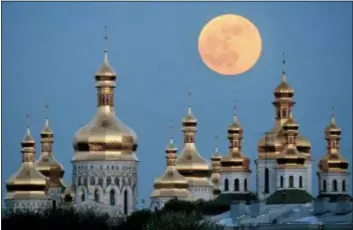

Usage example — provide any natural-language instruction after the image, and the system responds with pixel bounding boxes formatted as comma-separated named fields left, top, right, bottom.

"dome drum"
left=154, top=183, right=189, bottom=190
left=74, top=141, right=137, bottom=152
left=276, top=157, right=305, bottom=165
left=178, top=169, right=210, bottom=178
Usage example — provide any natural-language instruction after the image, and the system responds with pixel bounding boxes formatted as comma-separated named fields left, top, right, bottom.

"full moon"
left=198, top=14, right=262, bottom=76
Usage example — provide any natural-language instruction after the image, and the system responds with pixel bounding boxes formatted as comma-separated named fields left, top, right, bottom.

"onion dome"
left=319, top=108, right=348, bottom=173
left=151, top=137, right=191, bottom=199
left=274, top=72, right=294, bottom=96
left=221, top=105, right=251, bottom=173
left=36, top=107, right=65, bottom=188
left=210, top=135, right=222, bottom=197
left=258, top=55, right=311, bottom=160
left=6, top=114, right=48, bottom=200
left=73, top=27, right=138, bottom=162
left=276, top=113, right=306, bottom=167
left=176, top=102, right=212, bottom=190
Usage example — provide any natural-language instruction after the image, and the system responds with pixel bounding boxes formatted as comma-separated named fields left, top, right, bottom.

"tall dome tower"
left=72, top=27, right=138, bottom=216
left=255, top=55, right=312, bottom=201
left=220, top=102, right=251, bottom=194
left=175, top=91, right=213, bottom=201
left=5, top=114, right=50, bottom=212
left=36, top=104, right=65, bottom=206
left=150, top=124, right=191, bottom=210
left=317, top=108, right=350, bottom=201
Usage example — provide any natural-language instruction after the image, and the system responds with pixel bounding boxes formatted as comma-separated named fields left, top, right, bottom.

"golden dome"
left=73, top=29, right=138, bottom=162
left=221, top=111, right=251, bottom=173
left=6, top=118, right=48, bottom=200
left=182, top=106, right=197, bottom=124
left=274, top=73, right=294, bottom=95
left=318, top=109, right=348, bottom=173
left=151, top=138, right=191, bottom=199
left=36, top=112, right=65, bottom=188
left=276, top=115, right=306, bottom=166
left=228, top=114, right=243, bottom=132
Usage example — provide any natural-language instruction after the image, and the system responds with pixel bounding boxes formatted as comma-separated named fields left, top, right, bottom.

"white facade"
left=256, top=159, right=313, bottom=200
left=220, top=171, right=251, bottom=194
left=5, top=199, right=51, bottom=213
left=317, top=172, right=350, bottom=195
left=72, top=160, right=138, bottom=216
left=188, top=183, right=213, bottom=200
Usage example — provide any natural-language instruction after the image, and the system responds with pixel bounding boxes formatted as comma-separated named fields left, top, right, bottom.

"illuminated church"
left=4, top=29, right=351, bottom=222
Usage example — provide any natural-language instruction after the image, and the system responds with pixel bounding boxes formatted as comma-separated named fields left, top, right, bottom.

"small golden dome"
left=36, top=115, right=65, bottom=188
left=182, top=106, right=197, bottom=124
left=6, top=118, right=48, bottom=200
left=325, top=108, right=340, bottom=132
left=274, top=73, right=294, bottom=95
left=283, top=113, right=298, bottom=129
left=228, top=115, right=242, bottom=132
left=151, top=138, right=190, bottom=199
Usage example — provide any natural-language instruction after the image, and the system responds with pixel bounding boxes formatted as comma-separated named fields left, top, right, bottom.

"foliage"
left=143, top=211, right=223, bottom=230
left=117, top=209, right=153, bottom=230
left=2, top=208, right=111, bottom=230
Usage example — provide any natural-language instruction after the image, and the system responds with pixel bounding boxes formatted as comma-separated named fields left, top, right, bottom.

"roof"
left=266, top=189, right=314, bottom=205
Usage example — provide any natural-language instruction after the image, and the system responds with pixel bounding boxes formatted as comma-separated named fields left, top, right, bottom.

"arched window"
left=110, top=189, right=116, bottom=206
left=94, top=189, right=99, bottom=202
left=264, top=168, right=269, bottom=193
left=234, top=179, right=239, bottom=191
left=81, top=190, right=85, bottom=202
left=299, top=176, right=303, bottom=188
left=107, top=176, right=112, bottom=186
left=98, top=178, right=103, bottom=186
left=115, top=177, right=120, bottom=186
left=224, top=179, right=229, bottom=191
left=244, top=179, right=248, bottom=192
left=83, top=177, right=88, bottom=186
left=323, top=180, right=327, bottom=192
left=124, top=190, right=128, bottom=215
left=342, top=180, right=346, bottom=192
left=280, top=176, right=284, bottom=188
left=90, top=177, right=95, bottom=185
left=78, top=176, right=82, bottom=186
left=333, top=180, right=338, bottom=192
left=289, top=176, right=294, bottom=188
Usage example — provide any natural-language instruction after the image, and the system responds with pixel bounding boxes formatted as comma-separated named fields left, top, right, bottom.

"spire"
left=282, top=52, right=287, bottom=82
left=41, top=103, right=53, bottom=134
left=187, top=89, right=192, bottom=113
left=168, top=121, right=174, bottom=147
left=331, top=106, right=336, bottom=125
left=182, top=89, right=197, bottom=125
left=104, top=25, right=108, bottom=62
left=233, top=98, right=237, bottom=123
left=23, top=112, right=34, bottom=143
left=95, top=26, right=116, bottom=78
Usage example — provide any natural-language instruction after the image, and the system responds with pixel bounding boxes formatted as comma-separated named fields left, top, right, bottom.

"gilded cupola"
left=221, top=102, right=251, bottom=173
left=258, top=54, right=311, bottom=160
left=176, top=91, right=212, bottom=189
left=210, top=135, right=221, bottom=197
left=319, top=108, right=349, bottom=173
left=276, top=112, right=306, bottom=168
left=151, top=125, right=191, bottom=199
left=73, top=27, right=138, bottom=162
left=6, top=114, right=48, bottom=200
left=36, top=104, right=65, bottom=188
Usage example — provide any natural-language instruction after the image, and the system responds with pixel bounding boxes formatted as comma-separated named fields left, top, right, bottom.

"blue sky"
left=2, top=2, right=352, bottom=205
